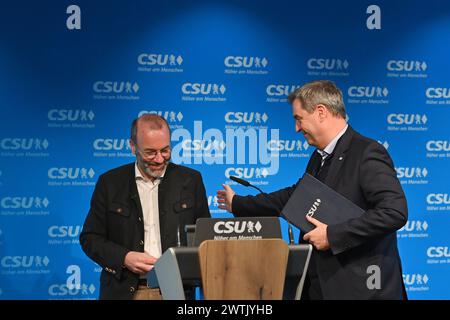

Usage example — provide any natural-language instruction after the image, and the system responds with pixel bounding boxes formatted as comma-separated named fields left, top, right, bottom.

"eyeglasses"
left=136, top=146, right=171, bottom=160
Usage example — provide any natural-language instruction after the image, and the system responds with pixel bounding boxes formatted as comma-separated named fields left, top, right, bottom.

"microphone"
left=288, top=223, right=295, bottom=245
left=229, top=175, right=296, bottom=245
left=176, top=224, right=181, bottom=247
left=230, top=175, right=264, bottom=194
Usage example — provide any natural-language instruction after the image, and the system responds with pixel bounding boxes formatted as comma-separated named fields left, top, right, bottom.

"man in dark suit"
left=217, top=80, right=408, bottom=300
left=80, top=114, right=210, bottom=300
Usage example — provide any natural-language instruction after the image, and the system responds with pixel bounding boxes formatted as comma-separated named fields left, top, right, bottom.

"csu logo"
left=208, top=195, right=219, bottom=207
left=182, top=140, right=225, bottom=151
left=348, top=86, right=389, bottom=98
left=266, top=84, right=300, bottom=97
left=225, top=112, right=268, bottom=124
left=48, top=284, right=96, bottom=296
left=93, top=139, right=130, bottom=151
left=395, top=167, right=428, bottom=178
left=1, top=256, right=50, bottom=268
left=387, top=114, right=427, bottom=125
left=93, top=81, right=139, bottom=93
left=1, top=138, right=49, bottom=150
left=1, top=197, right=49, bottom=209
left=307, top=58, right=349, bottom=70
left=224, top=56, right=268, bottom=68
left=426, top=87, right=450, bottom=99
left=399, top=220, right=429, bottom=232
left=387, top=60, right=427, bottom=72
left=48, top=109, right=95, bottom=121
left=306, top=199, right=322, bottom=218
left=48, top=168, right=95, bottom=179
left=226, top=167, right=269, bottom=179
left=403, top=274, right=429, bottom=286
left=426, top=140, right=450, bottom=151
left=268, top=140, right=309, bottom=151
left=214, top=221, right=262, bottom=234
left=137, top=54, right=183, bottom=66
left=426, top=193, right=450, bottom=205
left=48, top=225, right=82, bottom=238
left=181, top=83, right=226, bottom=95
left=427, top=246, right=450, bottom=258
left=138, top=111, right=184, bottom=122
left=377, top=141, right=389, bottom=150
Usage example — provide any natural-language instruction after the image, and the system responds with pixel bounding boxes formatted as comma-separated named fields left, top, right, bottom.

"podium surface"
left=151, top=242, right=312, bottom=300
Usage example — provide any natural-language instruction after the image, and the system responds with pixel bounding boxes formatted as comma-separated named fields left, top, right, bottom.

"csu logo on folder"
left=306, top=199, right=322, bottom=218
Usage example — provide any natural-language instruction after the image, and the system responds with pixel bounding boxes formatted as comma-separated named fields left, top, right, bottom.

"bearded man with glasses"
left=80, top=114, right=210, bottom=300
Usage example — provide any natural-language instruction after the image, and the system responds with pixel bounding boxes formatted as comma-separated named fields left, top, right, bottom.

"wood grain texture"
left=198, top=239, right=289, bottom=300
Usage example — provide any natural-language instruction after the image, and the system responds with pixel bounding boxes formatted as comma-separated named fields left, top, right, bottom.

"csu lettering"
left=426, top=88, right=450, bottom=99
left=48, top=226, right=82, bottom=238
left=426, top=193, right=450, bottom=205
left=93, top=139, right=129, bottom=151
left=266, top=85, right=299, bottom=96
left=1, top=197, right=35, bottom=209
left=182, top=83, right=224, bottom=95
left=426, top=141, right=450, bottom=151
left=427, top=247, right=450, bottom=258
left=138, top=54, right=171, bottom=66
left=214, top=221, right=249, bottom=234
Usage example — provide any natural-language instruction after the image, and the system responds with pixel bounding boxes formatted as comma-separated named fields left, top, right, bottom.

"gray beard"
left=139, top=160, right=169, bottom=179
left=143, top=165, right=166, bottom=179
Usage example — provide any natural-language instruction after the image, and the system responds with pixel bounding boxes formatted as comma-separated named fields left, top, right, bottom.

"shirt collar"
left=317, top=124, right=348, bottom=158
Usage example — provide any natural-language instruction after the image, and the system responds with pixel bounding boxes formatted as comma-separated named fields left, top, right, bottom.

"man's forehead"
left=136, top=128, right=170, bottom=146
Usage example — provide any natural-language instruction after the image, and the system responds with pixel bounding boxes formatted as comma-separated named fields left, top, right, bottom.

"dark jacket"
left=232, top=126, right=408, bottom=299
left=80, top=162, right=210, bottom=299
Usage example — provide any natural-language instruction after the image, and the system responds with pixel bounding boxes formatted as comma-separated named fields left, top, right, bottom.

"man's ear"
left=129, top=139, right=137, bottom=155
left=316, top=104, right=328, bottom=121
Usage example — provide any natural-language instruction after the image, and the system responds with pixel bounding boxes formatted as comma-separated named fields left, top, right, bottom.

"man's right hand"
left=217, top=184, right=236, bottom=213
left=123, top=251, right=157, bottom=275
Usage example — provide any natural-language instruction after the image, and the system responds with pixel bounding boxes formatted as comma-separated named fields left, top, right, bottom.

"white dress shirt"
left=134, top=163, right=165, bottom=260
left=317, top=125, right=348, bottom=165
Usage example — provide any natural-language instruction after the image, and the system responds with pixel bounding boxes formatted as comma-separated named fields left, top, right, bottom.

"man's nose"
left=153, top=151, right=164, bottom=163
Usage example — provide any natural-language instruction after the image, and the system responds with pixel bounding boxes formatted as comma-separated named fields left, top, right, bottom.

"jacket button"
left=181, top=203, right=187, bottom=209
left=130, top=286, right=135, bottom=293
left=139, top=240, right=144, bottom=246
left=117, top=208, right=123, bottom=213
left=138, top=217, right=142, bottom=222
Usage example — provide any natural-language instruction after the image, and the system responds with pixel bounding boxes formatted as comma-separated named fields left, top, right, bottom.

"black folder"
left=281, top=173, right=364, bottom=233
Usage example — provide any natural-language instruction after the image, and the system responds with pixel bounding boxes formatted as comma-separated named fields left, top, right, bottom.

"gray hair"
left=288, top=80, right=347, bottom=119
left=130, top=114, right=171, bottom=144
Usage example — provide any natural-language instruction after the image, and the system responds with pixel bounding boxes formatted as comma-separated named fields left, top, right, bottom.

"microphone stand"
left=229, top=175, right=296, bottom=244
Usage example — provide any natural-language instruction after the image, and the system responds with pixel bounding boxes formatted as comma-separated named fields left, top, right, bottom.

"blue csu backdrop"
left=0, top=0, right=449, bottom=299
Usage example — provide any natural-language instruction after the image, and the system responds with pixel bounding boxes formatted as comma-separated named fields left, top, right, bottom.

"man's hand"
left=303, top=216, right=330, bottom=251
left=124, top=251, right=157, bottom=275
left=217, top=184, right=236, bottom=213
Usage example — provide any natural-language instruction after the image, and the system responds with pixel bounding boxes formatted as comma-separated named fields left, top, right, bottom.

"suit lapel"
left=158, top=162, right=174, bottom=218
left=306, top=150, right=322, bottom=175
left=129, top=164, right=144, bottom=221
left=324, top=126, right=354, bottom=188
left=158, top=163, right=175, bottom=248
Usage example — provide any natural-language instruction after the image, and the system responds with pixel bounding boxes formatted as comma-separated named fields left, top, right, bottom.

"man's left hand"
left=303, top=216, right=330, bottom=251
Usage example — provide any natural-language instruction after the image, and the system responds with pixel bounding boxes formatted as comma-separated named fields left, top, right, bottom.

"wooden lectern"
left=149, top=217, right=312, bottom=300
left=150, top=241, right=312, bottom=300
left=198, top=239, right=289, bottom=300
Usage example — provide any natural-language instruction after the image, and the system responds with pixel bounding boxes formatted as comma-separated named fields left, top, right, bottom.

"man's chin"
left=145, top=166, right=166, bottom=178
